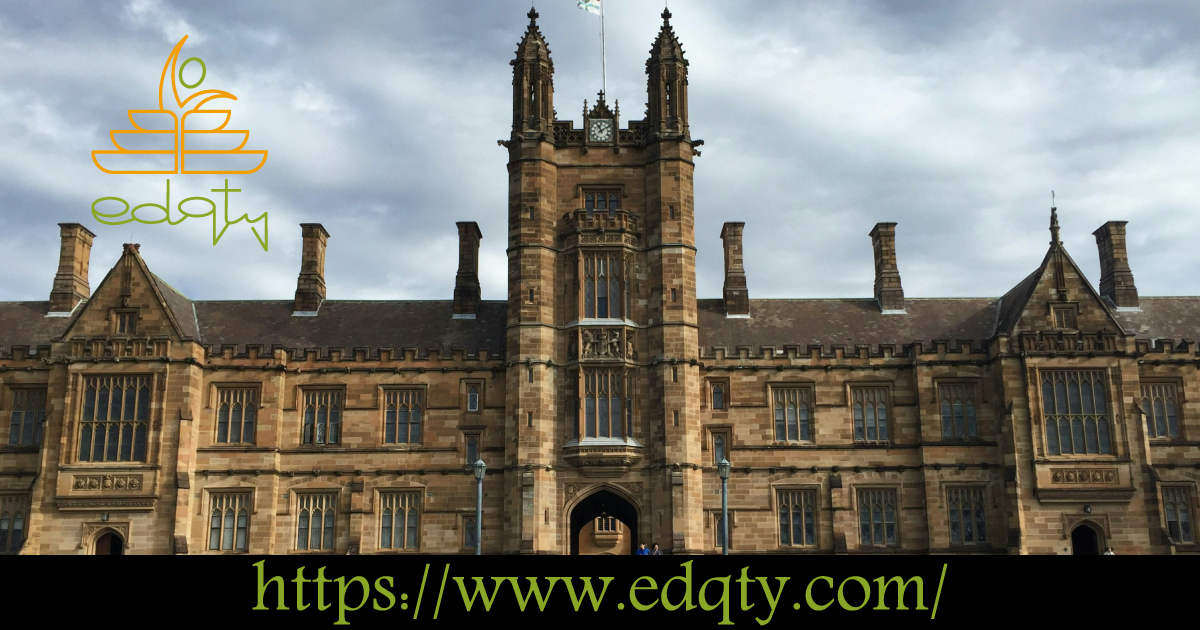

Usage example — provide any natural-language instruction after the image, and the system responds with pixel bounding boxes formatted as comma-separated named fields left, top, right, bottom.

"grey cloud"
left=0, top=0, right=1197, bottom=305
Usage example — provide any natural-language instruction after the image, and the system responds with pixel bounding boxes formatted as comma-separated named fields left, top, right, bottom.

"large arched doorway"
left=1071, top=524, right=1100, bottom=555
left=569, top=489, right=638, bottom=555
left=94, top=532, right=124, bottom=556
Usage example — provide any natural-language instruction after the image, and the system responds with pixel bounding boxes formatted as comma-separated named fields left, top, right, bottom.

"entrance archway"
left=1071, top=524, right=1100, bottom=555
left=94, top=532, right=124, bottom=556
left=569, top=489, right=638, bottom=555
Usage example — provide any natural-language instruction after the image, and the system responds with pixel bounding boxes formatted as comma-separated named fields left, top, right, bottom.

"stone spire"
left=511, top=6, right=555, bottom=137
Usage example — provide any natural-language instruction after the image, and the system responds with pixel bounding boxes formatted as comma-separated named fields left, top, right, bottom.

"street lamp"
left=717, top=457, right=731, bottom=556
left=472, top=458, right=486, bottom=555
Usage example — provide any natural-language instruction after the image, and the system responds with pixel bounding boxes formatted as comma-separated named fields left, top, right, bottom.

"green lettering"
left=662, top=560, right=695, bottom=611
left=699, top=575, right=732, bottom=626
left=316, top=567, right=333, bottom=611
left=873, top=576, right=926, bottom=611
left=754, top=576, right=790, bottom=625
left=294, top=566, right=310, bottom=611
left=252, top=560, right=288, bottom=610
left=630, top=575, right=659, bottom=611
left=805, top=576, right=833, bottom=611
left=560, top=577, right=614, bottom=612
left=373, top=576, right=396, bottom=611
left=838, top=576, right=870, bottom=611
left=91, top=197, right=132, bottom=225
left=508, top=577, right=561, bottom=612
left=453, top=577, right=508, bottom=612
left=334, top=576, right=369, bottom=625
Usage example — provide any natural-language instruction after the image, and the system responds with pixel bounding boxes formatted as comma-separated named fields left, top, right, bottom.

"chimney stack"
left=720, top=222, right=750, bottom=317
left=870, top=223, right=905, bottom=313
left=294, top=224, right=329, bottom=314
left=453, top=222, right=482, bottom=319
left=1093, top=221, right=1139, bottom=309
left=48, top=223, right=95, bottom=314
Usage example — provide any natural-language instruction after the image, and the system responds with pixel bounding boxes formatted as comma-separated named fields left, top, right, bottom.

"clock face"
left=589, top=119, right=613, bottom=142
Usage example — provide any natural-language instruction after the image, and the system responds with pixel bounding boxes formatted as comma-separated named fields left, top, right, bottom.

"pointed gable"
left=59, top=243, right=200, bottom=342
left=995, top=238, right=1126, bottom=338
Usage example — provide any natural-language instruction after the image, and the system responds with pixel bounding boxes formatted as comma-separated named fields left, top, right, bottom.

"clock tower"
left=501, top=8, right=704, bottom=554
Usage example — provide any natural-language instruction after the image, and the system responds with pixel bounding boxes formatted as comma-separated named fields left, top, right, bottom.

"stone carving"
left=1050, top=468, right=1118, bottom=484
left=567, top=337, right=578, bottom=360
left=582, top=329, right=625, bottom=360
left=564, top=482, right=587, bottom=503
left=626, top=332, right=637, bottom=361
left=58, top=498, right=156, bottom=511
left=616, top=482, right=643, bottom=497
left=74, top=474, right=143, bottom=491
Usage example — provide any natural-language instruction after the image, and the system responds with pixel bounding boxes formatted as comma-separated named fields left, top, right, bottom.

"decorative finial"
left=662, top=8, right=672, bottom=22
left=1050, top=191, right=1061, bottom=246
left=528, top=7, right=538, bottom=24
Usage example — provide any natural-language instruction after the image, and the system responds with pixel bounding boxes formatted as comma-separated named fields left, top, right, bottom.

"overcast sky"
left=1, top=0, right=1198, bottom=304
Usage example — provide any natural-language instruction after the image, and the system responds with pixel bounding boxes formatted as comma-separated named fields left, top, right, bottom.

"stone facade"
left=0, top=9, right=1197, bottom=555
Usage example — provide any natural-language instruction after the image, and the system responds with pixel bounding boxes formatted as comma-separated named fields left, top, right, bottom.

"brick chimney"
left=48, top=223, right=95, bottom=314
left=293, top=224, right=329, bottom=314
left=1093, top=221, right=1139, bottom=309
left=720, top=222, right=750, bottom=317
left=870, top=222, right=905, bottom=313
left=453, top=222, right=482, bottom=319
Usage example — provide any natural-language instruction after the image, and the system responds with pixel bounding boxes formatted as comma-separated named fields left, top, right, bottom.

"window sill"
left=0, top=445, right=40, bottom=453
left=851, top=441, right=893, bottom=448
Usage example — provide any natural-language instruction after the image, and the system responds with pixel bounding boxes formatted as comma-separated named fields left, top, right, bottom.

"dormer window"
left=114, top=311, right=137, bottom=335
left=1052, top=307, right=1075, bottom=330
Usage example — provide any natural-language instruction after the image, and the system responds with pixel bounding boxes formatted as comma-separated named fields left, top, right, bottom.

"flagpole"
left=600, top=0, right=607, bottom=97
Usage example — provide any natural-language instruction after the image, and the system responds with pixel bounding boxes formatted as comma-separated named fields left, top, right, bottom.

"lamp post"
left=717, top=457, right=731, bottom=556
left=472, top=458, right=486, bottom=555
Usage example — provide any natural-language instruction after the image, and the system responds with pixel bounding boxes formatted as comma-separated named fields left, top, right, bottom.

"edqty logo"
left=90, top=35, right=270, bottom=251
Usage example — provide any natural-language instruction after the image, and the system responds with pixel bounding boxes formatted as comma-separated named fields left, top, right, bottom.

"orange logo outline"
left=91, top=35, right=268, bottom=175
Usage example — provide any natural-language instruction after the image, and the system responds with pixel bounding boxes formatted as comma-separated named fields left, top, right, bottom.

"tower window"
left=671, top=289, right=678, bottom=303
left=582, top=252, right=627, bottom=319
left=581, top=369, right=630, bottom=439
left=712, top=384, right=725, bottom=410
left=584, top=191, right=619, bottom=213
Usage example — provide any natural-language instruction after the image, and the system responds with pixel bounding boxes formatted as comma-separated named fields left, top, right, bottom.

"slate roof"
left=193, top=300, right=508, bottom=357
left=0, top=301, right=71, bottom=350
left=697, top=298, right=1001, bottom=350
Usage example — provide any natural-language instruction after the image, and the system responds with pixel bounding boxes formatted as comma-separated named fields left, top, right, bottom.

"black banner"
left=7, top=555, right=1180, bottom=624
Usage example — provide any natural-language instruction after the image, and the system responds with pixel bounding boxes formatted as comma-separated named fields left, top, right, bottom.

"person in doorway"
left=650, top=543, right=663, bottom=555
left=635, top=543, right=649, bottom=555
left=1103, top=547, right=1115, bottom=555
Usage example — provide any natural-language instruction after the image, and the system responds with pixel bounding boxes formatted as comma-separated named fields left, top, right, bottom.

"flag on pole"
left=577, top=0, right=602, bottom=16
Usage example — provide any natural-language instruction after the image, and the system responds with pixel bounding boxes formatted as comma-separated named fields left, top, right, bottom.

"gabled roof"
left=992, top=239, right=1127, bottom=337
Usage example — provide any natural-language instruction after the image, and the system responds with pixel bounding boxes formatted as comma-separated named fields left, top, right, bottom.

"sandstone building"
left=1, top=9, right=1196, bottom=556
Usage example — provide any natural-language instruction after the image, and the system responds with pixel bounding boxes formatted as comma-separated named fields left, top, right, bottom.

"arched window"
left=852, top=387, right=889, bottom=442
left=302, top=390, right=342, bottom=446
left=8, top=389, right=46, bottom=446
left=1042, top=371, right=1111, bottom=455
left=209, top=493, right=250, bottom=552
left=1142, top=383, right=1181, bottom=439
left=216, top=388, right=257, bottom=444
left=296, top=494, right=337, bottom=551
left=582, top=369, right=630, bottom=439
left=385, top=390, right=423, bottom=444
left=78, top=376, right=151, bottom=462
left=773, top=388, right=811, bottom=441
left=858, top=488, right=898, bottom=547
left=777, top=490, right=817, bottom=547
left=467, top=386, right=480, bottom=412
left=0, top=495, right=29, bottom=554
left=939, top=384, right=977, bottom=439
left=380, top=492, right=420, bottom=550
left=712, top=385, right=725, bottom=410
left=581, top=251, right=625, bottom=319
left=1164, top=487, right=1194, bottom=544
left=712, top=433, right=726, bottom=464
